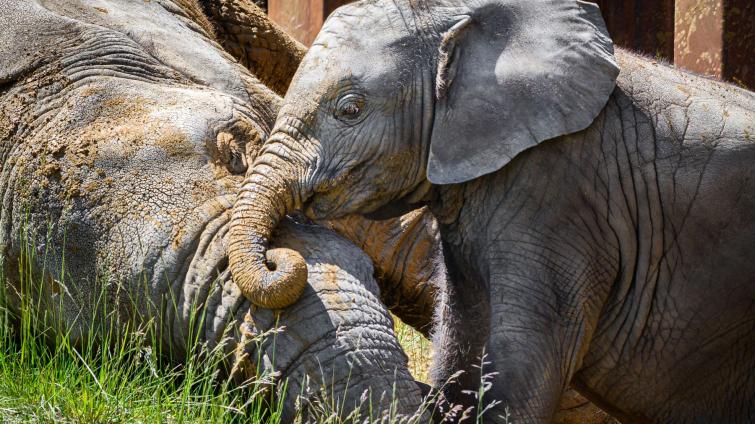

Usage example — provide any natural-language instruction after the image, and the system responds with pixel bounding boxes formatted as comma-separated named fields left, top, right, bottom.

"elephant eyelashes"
left=214, top=131, right=249, bottom=175
left=343, top=102, right=360, bottom=116
left=334, top=94, right=365, bottom=122
left=228, top=151, right=247, bottom=174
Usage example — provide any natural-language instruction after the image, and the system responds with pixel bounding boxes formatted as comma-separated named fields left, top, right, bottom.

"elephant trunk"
left=228, top=138, right=312, bottom=309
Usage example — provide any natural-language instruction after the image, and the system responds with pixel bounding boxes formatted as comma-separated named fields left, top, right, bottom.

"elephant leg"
left=332, top=214, right=616, bottom=422
left=430, top=232, right=615, bottom=424
left=554, top=388, right=618, bottom=424
left=428, top=241, right=491, bottom=420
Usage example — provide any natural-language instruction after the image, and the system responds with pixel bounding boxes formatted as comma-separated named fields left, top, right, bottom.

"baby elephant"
left=228, top=0, right=755, bottom=422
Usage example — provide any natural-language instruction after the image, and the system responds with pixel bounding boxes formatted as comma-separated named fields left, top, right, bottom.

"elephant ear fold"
left=0, top=1, right=76, bottom=84
left=427, top=0, right=619, bottom=185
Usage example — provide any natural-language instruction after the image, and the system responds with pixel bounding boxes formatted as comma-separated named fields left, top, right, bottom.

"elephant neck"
left=425, top=182, right=468, bottom=249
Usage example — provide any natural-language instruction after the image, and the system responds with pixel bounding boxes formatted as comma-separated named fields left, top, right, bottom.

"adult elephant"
left=0, top=0, right=437, bottom=419
left=228, top=0, right=755, bottom=422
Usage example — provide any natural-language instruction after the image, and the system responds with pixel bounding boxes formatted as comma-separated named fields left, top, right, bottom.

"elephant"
left=227, top=0, right=755, bottom=422
left=0, top=0, right=448, bottom=419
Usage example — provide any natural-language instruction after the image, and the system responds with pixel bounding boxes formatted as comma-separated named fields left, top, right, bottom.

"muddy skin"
left=324, top=208, right=443, bottom=336
left=0, top=0, right=430, bottom=419
left=1, top=0, right=620, bottom=421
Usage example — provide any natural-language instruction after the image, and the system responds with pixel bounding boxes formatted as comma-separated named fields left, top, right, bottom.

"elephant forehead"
left=323, top=0, right=406, bottom=39
left=20, top=78, right=254, bottom=217
left=56, top=80, right=256, bottom=156
left=287, top=16, right=404, bottom=106
left=311, top=0, right=407, bottom=61
left=40, top=0, right=248, bottom=101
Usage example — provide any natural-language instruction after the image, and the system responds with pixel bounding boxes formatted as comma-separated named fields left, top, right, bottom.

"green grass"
left=0, top=225, right=435, bottom=423
left=393, top=318, right=432, bottom=384
left=0, top=225, right=286, bottom=423
left=0, top=282, right=433, bottom=424
left=0, top=220, right=510, bottom=422
left=0, top=328, right=268, bottom=423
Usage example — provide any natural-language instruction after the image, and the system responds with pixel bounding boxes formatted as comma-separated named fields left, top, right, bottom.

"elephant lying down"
left=0, top=0, right=434, bottom=419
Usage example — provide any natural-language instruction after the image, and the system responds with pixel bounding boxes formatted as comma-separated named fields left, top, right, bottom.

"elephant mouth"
left=306, top=190, right=412, bottom=223
left=304, top=185, right=390, bottom=222
left=305, top=160, right=376, bottom=220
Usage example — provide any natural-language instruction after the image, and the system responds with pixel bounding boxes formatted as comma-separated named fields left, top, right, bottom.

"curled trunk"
left=223, top=222, right=430, bottom=420
left=228, top=146, right=310, bottom=308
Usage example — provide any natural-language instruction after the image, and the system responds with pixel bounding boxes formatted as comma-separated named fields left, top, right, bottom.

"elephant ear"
left=428, top=0, right=619, bottom=184
left=0, top=0, right=76, bottom=85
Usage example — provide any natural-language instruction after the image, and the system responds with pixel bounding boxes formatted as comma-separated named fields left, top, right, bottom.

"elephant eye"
left=335, top=94, right=365, bottom=122
left=343, top=102, right=361, bottom=116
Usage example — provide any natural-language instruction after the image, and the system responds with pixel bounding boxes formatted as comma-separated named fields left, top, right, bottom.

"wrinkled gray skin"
left=0, top=0, right=435, bottom=419
left=229, top=0, right=755, bottom=422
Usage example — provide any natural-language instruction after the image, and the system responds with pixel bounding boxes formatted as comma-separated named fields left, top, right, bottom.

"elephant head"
left=228, top=0, right=619, bottom=307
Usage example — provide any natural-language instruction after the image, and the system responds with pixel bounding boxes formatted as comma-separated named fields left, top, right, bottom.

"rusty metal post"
left=674, top=0, right=755, bottom=88
left=674, top=0, right=725, bottom=78
left=268, top=0, right=352, bottom=46
left=268, top=0, right=324, bottom=46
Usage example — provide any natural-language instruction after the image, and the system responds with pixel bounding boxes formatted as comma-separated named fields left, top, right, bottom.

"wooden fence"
left=267, top=0, right=754, bottom=88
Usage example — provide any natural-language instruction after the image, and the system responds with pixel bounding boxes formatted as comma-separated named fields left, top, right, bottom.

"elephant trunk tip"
left=230, top=246, right=308, bottom=310
left=228, top=144, right=312, bottom=310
